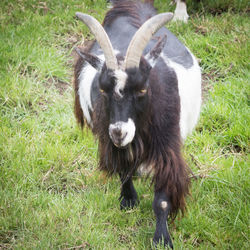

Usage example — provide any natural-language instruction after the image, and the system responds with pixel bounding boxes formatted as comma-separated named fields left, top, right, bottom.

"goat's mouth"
left=109, top=118, right=135, bottom=148
left=111, top=133, right=129, bottom=148
left=109, top=118, right=136, bottom=148
left=113, top=142, right=129, bottom=149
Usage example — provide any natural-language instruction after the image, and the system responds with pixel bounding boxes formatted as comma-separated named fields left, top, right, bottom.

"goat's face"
left=99, top=59, right=151, bottom=148
left=75, top=12, right=171, bottom=147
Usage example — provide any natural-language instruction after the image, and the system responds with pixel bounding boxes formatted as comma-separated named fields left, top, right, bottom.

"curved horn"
left=124, top=12, right=173, bottom=70
left=76, top=12, right=118, bottom=70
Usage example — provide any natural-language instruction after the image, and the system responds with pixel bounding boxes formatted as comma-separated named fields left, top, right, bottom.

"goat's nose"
left=112, top=127, right=122, bottom=138
left=109, top=126, right=127, bottom=147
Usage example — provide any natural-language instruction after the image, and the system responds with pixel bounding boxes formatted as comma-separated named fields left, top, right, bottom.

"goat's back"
left=90, top=0, right=193, bottom=68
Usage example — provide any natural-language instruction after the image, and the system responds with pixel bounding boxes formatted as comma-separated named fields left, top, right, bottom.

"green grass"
left=0, top=0, right=249, bottom=249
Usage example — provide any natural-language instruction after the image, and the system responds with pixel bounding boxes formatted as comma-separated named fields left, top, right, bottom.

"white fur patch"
left=161, top=52, right=202, bottom=140
left=109, top=118, right=136, bottom=147
left=78, top=65, right=95, bottom=126
left=161, top=201, right=168, bottom=210
left=173, top=0, right=189, bottom=23
left=78, top=54, right=105, bottom=127
left=137, top=163, right=153, bottom=176
left=145, top=53, right=157, bottom=68
left=114, top=69, right=128, bottom=98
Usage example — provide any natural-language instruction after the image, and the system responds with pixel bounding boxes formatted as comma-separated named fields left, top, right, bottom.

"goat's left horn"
left=124, top=12, right=173, bottom=70
left=76, top=12, right=118, bottom=71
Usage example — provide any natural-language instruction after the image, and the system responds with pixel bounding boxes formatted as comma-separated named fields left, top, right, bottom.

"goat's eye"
left=99, top=88, right=108, bottom=98
left=137, top=88, right=147, bottom=96
left=140, top=89, right=147, bottom=94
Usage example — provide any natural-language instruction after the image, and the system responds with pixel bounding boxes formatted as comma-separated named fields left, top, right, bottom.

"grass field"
left=0, top=0, right=249, bottom=249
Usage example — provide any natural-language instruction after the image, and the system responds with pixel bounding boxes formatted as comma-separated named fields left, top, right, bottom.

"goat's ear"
left=139, top=57, right=152, bottom=77
left=145, top=35, right=167, bottom=67
left=75, top=48, right=103, bottom=71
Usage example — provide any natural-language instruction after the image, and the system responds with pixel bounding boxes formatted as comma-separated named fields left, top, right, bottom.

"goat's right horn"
left=76, top=12, right=118, bottom=71
left=124, top=12, right=173, bottom=70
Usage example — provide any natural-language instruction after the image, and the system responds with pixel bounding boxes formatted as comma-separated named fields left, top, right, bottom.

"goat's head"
left=75, top=12, right=173, bottom=148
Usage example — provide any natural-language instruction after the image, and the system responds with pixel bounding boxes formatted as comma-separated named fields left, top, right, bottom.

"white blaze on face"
left=109, top=118, right=136, bottom=147
left=114, top=69, right=127, bottom=97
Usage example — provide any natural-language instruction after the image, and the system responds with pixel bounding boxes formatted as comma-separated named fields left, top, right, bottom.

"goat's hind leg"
left=119, top=174, right=138, bottom=210
left=153, top=191, right=173, bottom=249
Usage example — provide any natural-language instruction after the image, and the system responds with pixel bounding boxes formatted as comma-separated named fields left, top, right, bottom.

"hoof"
left=153, top=234, right=173, bottom=249
left=120, top=196, right=139, bottom=210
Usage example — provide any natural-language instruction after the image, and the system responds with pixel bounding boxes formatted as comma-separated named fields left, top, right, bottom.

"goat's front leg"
left=119, top=174, right=138, bottom=210
left=153, top=191, right=173, bottom=248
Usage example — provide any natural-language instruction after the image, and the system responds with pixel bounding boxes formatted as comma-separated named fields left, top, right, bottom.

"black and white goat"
left=74, top=0, right=201, bottom=247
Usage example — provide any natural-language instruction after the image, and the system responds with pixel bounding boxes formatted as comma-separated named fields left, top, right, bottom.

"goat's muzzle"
left=109, top=118, right=136, bottom=148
